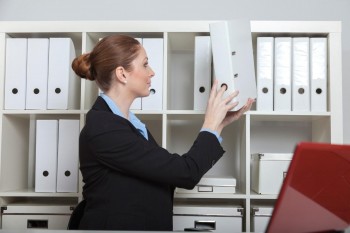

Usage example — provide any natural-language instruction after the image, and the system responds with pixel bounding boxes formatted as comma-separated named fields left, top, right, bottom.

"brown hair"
left=72, top=35, right=141, bottom=92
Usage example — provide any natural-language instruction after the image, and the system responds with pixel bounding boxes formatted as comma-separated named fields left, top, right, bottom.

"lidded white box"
left=1, top=204, right=73, bottom=230
left=251, top=206, right=274, bottom=233
left=173, top=202, right=243, bottom=232
left=176, top=176, right=236, bottom=194
left=251, top=153, right=293, bottom=194
left=2, top=204, right=73, bottom=214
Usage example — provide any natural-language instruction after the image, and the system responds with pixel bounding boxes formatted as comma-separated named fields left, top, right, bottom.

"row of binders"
left=35, top=119, right=79, bottom=193
left=130, top=38, right=164, bottom=110
left=256, top=37, right=328, bottom=112
left=4, top=38, right=79, bottom=110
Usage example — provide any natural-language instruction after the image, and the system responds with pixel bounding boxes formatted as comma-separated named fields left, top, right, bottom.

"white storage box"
left=251, top=206, right=274, bottom=233
left=1, top=204, right=73, bottom=230
left=252, top=153, right=293, bottom=194
left=176, top=176, right=236, bottom=194
left=173, top=203, right=243, bottom=232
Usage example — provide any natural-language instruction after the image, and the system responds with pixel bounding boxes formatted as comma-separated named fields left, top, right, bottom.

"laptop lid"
left=266, top=142, right=350, bottom=233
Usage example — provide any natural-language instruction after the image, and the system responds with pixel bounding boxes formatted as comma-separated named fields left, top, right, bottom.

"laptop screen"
left=266, top=142, right=350, bottom=233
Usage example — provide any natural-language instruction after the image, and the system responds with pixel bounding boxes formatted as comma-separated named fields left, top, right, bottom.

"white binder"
left=4, top=38, right=28, bottom=110
left=57, top=119, right=80, bottom=192
left=26, top=38, right=49, bottom=110
left=256, top=37, right=274, bottom=111
left=141, top=38, right=163, bottom=110
left=47, top=38, right=79, bottom=109
left=130, top=38, right=142, bottom=110
left=310, top=38, right=327, bottom=112
left=274, top=37, right=292, bottom=111
left=193, top=36, right=212, bottom=111
left=209, top=20, right=257, bottom=111
left=292, top=38, right=310, bottom=112
left=35, top=120, right=58, bottom=192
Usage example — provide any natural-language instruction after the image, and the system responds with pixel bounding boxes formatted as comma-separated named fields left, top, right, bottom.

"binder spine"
left=274, top=37, right=292, bottom=111
left=256, top=37, right=274, bottom=111
left=194, top=36, right=212, bottom=111
left=25, top=38, right=49, bottom=110
left=4, top=38, right=28, bottom=110
left=292, top=37, right=310, bottom=112
left=141, top=38, right=164, bottom=110
left=310, top=38, right=327, bottom=112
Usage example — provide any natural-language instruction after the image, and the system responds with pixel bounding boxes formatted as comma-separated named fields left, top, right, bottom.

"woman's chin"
left=139, top=93, right=150, bottom=98
left=144, top=91, right=152, bottom=97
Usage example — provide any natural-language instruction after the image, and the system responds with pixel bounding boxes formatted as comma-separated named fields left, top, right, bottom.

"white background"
left=0, top=0, right=349, bottom=143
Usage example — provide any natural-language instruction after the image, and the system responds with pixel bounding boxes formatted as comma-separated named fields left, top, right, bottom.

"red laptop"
left=266, top=142, right=350, bottom=233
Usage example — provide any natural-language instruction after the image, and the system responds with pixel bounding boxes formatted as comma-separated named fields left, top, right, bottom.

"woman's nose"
left=149, top=67, right=155, bottom=77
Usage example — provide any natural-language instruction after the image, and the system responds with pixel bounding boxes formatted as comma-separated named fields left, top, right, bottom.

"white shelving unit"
left=0, top=20, right=342, bottom=232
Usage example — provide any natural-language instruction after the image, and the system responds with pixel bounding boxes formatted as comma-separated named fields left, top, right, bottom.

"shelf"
left=248, top=111, right=330, bottom=122
left=133, top=112, right=164, bottom=121
left=249, top=192, right=279, bottom=200
left=166, top=110, right=205, bottom=120
left=2, top=110, right=82, bottom=115
left=174, top=193, right=247, bottom=199
left=0, top=189, right=81, bottom=198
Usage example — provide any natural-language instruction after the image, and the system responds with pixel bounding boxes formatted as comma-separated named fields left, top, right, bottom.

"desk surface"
left=0, top=231, right=200, bottom=233
left=0, top=231, right=207, bottom=233
left=2, top=231, right=177, bottom=233
left=0, top=229, right=350, bottom=233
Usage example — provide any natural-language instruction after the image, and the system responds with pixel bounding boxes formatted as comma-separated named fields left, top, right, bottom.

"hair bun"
left=72, top=53, right=94, bottom=80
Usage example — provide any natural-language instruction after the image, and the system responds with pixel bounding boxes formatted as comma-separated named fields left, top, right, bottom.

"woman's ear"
left=115, top=66, right=127, bottom=84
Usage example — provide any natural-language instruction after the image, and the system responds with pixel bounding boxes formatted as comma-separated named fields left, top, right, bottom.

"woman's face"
left=126, top=46, right=155, bottom=98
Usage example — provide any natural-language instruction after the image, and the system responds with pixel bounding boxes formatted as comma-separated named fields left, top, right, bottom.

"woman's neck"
left=104, top=91, right=133, bottom=120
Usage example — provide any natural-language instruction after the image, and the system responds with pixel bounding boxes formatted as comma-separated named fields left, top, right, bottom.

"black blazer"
left=78, top=96, right=225, bottom=230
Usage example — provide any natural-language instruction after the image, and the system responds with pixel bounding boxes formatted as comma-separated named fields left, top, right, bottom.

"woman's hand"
left=218, top=97, right=255, bottom=132
left=202, top=79, right=255, bottom=135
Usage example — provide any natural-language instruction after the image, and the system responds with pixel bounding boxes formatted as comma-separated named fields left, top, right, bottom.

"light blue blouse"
left=100, top=93, right=148, bottom=140
left=100, top=93, right=222, bottom=143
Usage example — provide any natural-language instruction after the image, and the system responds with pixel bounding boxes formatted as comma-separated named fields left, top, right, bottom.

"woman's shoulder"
left=82, top=98, right=127, bottom=133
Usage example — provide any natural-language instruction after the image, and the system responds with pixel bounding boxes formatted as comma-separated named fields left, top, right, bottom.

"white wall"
left=1, top=0, right=349, bottom=143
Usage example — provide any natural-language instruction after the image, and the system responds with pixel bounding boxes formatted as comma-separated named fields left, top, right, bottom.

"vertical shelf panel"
left=328, top=32, right=343, bottom=143
left=0, top=33, right=5, bottom=111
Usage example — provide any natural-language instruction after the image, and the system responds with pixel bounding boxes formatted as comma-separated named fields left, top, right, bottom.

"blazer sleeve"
left=83, top=110, right=225, bottom=189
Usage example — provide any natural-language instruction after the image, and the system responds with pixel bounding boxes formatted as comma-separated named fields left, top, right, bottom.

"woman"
left=72, top=34, right=254, bottom=230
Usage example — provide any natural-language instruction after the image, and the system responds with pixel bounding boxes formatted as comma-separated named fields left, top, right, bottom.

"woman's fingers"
left=238, top=98, right=255, bottom=113
left=218, top=98, right=255, bottom=129
left=208, top=79, right=218, bottom=102
left=204, top=79, right=255, bottom=133
left=223, top=90, right=239, bottom=105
